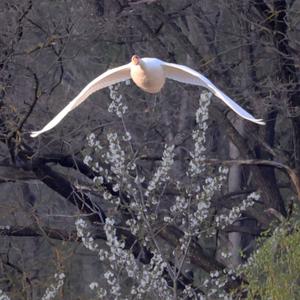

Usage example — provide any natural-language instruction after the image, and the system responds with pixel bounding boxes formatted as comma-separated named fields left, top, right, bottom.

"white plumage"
left=30, top=55, right=265, bottom=138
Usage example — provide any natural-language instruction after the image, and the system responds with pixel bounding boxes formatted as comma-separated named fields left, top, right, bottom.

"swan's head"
left=131, top=55, right=141, bottom=65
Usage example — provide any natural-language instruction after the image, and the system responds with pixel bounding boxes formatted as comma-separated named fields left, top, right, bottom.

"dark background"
left=0, top=0, right=299, bottom=299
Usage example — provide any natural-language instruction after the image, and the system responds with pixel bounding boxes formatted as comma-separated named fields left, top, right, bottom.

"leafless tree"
left=0, top=0, right=299, bottom=298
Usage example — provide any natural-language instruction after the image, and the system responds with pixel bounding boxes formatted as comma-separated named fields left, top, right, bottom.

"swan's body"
left=130, top=58, right=165, bottom=93
left=30, top=55, right=265, bottom=138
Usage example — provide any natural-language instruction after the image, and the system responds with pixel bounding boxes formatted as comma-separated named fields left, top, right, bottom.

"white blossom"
left=78, top=216, right=172, bottom=299
left=87, top=133, right=103, bottom=151
left=126, top=218, right=139, bottom=235
left=75, top=219, right=99, bottom=251
left=83, top=155, right=92, bottom=166
left=0, top=290, right=10, bottom=300
left=215, top=192, right=257, bottom=229
left=89, top=282, right=98, bottom=290
left=41, top=273, right=65, bottom=300
left=89, top=282, right=107, bottom=298
left=79, top=87, right=250, bottom=299
left=106, top=133, right=126, bottom=177
left=87, top=133, right=96, bottom=147
left=145, top=144, right=175, bottom=196
left=188, top=91, right=211, bottom=177
left=112, top=183, right=120, bottom=192
left=108, top=84, right=128, bottom=118
left=93, top=176, right=104, bottom=184
left=122, top=131, right=132, bottom=141
left=221, top=251, right=232, bottom=259
left=134, top=175, right=145, bottom=184
left=0, top=225, right=10, bottom=230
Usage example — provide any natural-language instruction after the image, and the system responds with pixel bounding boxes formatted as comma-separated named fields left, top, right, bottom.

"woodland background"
left=0, top=0, right=300, bottom=299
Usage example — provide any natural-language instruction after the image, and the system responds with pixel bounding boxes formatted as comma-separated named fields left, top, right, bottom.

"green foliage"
left=242, top=220, right=300, bottom=300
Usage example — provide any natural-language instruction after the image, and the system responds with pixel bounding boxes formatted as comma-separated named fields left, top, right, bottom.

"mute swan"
left=30, top=55, right=265, bottom=138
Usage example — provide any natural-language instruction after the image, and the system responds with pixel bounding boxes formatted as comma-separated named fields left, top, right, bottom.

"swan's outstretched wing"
left=162, top=62, right=265, bottom=125
left=30, top=64, right=131, bottom=137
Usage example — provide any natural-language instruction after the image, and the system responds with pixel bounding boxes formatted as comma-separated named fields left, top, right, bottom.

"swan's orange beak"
left=131, top=55, right=140, bottom=65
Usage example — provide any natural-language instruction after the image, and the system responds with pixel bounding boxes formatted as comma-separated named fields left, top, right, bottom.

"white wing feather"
left=30, top=64, right=131, bottom=137
left=162, top=62, right=265, bottom=125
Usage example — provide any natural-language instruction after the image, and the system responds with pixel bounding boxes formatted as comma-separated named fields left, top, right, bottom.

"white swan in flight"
left=30, top=55, right=265, bottom=137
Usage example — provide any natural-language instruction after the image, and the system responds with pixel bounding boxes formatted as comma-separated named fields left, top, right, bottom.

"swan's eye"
left=131, top=55, right=140, bottom=65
